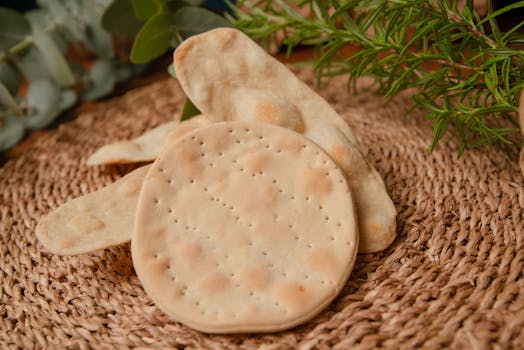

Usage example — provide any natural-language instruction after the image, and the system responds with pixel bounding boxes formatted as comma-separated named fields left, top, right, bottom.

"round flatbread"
left=132, top=121, right=358, bottom=333
left=173, top=28, right=396, bottom=253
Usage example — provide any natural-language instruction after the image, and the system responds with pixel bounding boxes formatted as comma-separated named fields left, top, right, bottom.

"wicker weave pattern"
left=1, top=69, right=523, bottom=349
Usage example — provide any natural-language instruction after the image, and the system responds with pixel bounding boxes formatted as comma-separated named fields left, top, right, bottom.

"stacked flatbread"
left=35, top=28, right=397, bottom=333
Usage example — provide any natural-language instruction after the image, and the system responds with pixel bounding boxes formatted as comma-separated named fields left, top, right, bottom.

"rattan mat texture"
left=1, top=68, right=523, bottom=349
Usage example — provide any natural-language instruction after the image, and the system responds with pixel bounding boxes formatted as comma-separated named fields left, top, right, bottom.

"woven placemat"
left=1, top=68, right=523, bottom=349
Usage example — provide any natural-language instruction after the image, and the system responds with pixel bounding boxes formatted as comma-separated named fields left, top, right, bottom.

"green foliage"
left=0, top=1, right=145, bottom=152
left=0, top=115, right=24, bottom=151
left=0, top=0, right=232, bottom=152
left=132, top=0, right=169, bottom=20
left=126, top=0, right=233, bottom=116
left=231, top=0, right=524, bottom=156
left=173, top=6, right=232, bottom=38
left=30, top=22, right=75, bottom=86
left=0, top=7, right=31, bottom=51
left=167, top=63, right=177, bottom=78
left=82, top=60, right=117, bottom=100
left=130, top=1, right=233, bottom=64
left=0, top=63, right=22, bottom=95
left=102, top=0, right=143, bottom=36
left=180, top=97, right=200, bottom=121
left=0, top=82, right=21, bottom=115
left=24, top=79, right=61, bottom=130
left=131, top=12, right=176, bottom=63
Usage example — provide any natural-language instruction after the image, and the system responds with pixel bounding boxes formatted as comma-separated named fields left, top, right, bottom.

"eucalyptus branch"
left=231, top=0, right=524, bottom=157
left=0, top=22, right=59, bottom=64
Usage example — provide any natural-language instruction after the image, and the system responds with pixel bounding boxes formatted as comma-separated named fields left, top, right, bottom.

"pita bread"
left=174, top=28, right=396, bottom=253
left=132, top=121, right=358, bottom=333
left=36, top=165, right=150, bottom=255
left=37, top=120, right=208, bottom=255
left=87, top=115, right=210, bottom=165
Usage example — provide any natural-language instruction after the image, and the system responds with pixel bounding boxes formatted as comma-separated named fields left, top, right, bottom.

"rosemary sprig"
left=230, top=0, right=524, bottom=157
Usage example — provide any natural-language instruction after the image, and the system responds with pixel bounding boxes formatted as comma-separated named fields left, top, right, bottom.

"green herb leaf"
left=232, top=0, right=524, bottom=156
left=173, top=6, right=232, bottom=39
left=132, top=0, right=168, bottom=20
left=31, top=22, right=75, bottom=86
left=0, top=6, right=31, bottom=51
left=182, top=0, right=207, bottom=5
left=180, top=97, right=200, bottom=121
left=102, top=0, right=143, bottom=36
left=130, top=12, right=175, bottom=63
left=0, top=114, right=25, bottom=151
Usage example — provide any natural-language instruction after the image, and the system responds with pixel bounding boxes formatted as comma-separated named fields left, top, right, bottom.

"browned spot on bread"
left=241, top=151, right=272, bottom=173
left=176, top=241, right=203, bottom=265
left=146, top=256, right=172, bottom=283
left=255, top=102, right=281, bottom=124
left=238, top=266, right=272, bottom=291
left=67, top=215, right=105, bottom=235
left=365, top=223, right=383, bottom=236
left=276, top=136, right=304, bottom=154
left=197, top=272, right=230, bottom=296
left=305, top=247, right=340, bottom=276
left=173, top=144, right=204, bottom=180
left=274, top=281, right=312, bottom=312
left=58, top=238, right=74, bottom=249
left=298, top=167, right=333, bottom=197
left=330, top=144, right=350, bottom=170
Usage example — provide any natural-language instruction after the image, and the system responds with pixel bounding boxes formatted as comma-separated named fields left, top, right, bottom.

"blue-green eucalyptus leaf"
left=15, top=47, right=53, bottom=81
left=130, top=12, right=175, bottom=63
left=31, top=22, right=75, bottom=86
left=82, top=60, right=116, bottom=100
left=167, top=63, right=177, bottom=79
left=79, top=0, right=114, bottom=58
left=0, top=7, right=31, bottom=51
left=0, top=63, right=22, bottom=95
left=0, top=81, right=21, bottom=115
left=173, top=6, right=232, bottom=39
left=115, top=65, right=133, bottom=83
left=25, top=9, right=68, bottom=53
left=25, top=79, right=61, bottom=130
left=0, top=114, right=25, bottom=151
left=37, top=0, right=83, bottom=41
left=59, top=89, right=77, bottom=110
left=102, top=0, right=143, bottom=36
